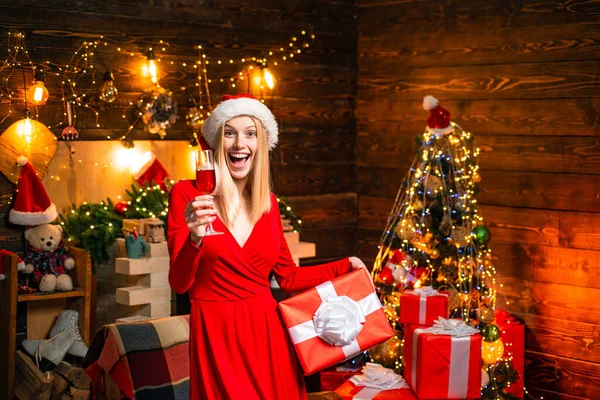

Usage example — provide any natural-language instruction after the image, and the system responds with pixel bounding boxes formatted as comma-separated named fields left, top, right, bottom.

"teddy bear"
left=23, top=224, right=75, bottom=292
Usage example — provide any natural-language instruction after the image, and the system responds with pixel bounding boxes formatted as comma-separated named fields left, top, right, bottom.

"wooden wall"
left=357, top=1, right=600, bottom=398
left=0, top=0, right=358, bottom=263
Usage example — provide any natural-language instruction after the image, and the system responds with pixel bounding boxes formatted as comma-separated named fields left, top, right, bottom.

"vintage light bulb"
left=100, top=71, right=118, bottom=103
left=19, top=117, right=33, bottom=143
left=146, top=50, right=159, bottom=84
left=27, top=70, right=49, bottom=105
left=262, top=66, right=276, bottom=89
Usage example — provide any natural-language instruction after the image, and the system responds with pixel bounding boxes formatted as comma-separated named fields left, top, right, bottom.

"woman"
left=167, top=93, right=369, bottom=399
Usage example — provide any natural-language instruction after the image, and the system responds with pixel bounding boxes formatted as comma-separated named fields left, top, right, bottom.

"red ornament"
left=406, top=266, right=428, bottom=288
left=114, top=202, right=129, bottom=215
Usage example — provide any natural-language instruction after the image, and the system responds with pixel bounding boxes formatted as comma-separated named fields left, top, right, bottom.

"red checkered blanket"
left=83, top=316, right=190, bottom=399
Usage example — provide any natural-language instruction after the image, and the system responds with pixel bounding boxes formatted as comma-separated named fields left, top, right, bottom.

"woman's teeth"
left=229, top=154, right=249, bottom=168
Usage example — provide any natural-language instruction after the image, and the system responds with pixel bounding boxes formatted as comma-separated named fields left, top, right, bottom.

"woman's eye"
left=224, top=131, right=234, bottom=136
left=247, top=131, right=256, bottom=137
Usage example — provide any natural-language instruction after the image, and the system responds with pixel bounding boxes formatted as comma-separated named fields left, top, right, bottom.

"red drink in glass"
left=196, top=169, right=216, bottom=194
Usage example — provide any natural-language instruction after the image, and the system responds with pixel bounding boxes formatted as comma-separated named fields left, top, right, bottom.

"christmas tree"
left=370, top=96, right=520, bottom=398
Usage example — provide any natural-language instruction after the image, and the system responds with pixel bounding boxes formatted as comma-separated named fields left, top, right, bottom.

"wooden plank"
left=358, top=60, right=600, bottom=100
left=359, top=22, right=600, bottom=67
left=511, top=312, right=600, bottom=364
left=14, top=350, right=54, bottom=400
left=525, top=387, right=590, bottom=400
left=357, top=166, right=600, bottom=213
left=356, top=98, right=600, bottom=136
left=284, top=193, right=357, bottom=228
left=525, top=350, right=600, bottom=399
left=357, top=124, right=600, bottom=175
left=298, top=225, right=356, bottom=263
left=493, top=242, right=600, bottom=290
left=497, top=275, right=600, bottom=326
left=559, top=212, right=600, bottom=251
left=358, top=1, right=600, bottom=30
left=27, top=298, right=66, bottom=340
left=18, top=290, right=86, bottom=302
left=274, top=164, right=355, bottom=196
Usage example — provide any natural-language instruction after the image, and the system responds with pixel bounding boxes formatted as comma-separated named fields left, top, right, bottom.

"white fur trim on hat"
left=423, top=95, right=439, bottom=111
left=133, top=152, right=157, bottom=180
left=9, top=203, right=57, bottom=226
left=202, top=97, right=279, bottom=150
left=17, top=155, right=28, bottom=166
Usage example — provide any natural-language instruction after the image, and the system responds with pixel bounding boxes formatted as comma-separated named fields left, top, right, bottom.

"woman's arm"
left=167, top=182, right=207, bottom=294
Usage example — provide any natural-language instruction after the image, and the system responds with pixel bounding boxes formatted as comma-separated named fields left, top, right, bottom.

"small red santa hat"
left=202, top=93, right=279, bottom=150
left=423, top=95, right=453, bottom=135
left=0, top=250, right=25, bottom=280
left=9, top=156, right=57, bottom=226
left=133, top=151, right=170, bottom=190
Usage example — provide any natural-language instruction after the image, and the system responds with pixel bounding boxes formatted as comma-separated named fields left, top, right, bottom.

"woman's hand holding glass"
left=185, top=195, right=218, bottom=245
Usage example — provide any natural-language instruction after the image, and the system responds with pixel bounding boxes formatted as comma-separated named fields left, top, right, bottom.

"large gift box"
left=404, top=319, right=481, bottom=399
left=399, top=286, right=449, bottom=326
left=278, top=269, right=393, bottom=375
left=496, top=310, right=525, bottom=399
left=335, top=363, right=417, bottom=400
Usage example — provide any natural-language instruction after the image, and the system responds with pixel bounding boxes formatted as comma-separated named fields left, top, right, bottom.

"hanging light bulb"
left=27, top=69, right=49, bottom=105
left=19, top=116, right=33, bottom=143
left=145, top=49, right=159, bottom=84
left=100, top=71, right=118, bottom=103
left=262, top=65, right=276, bottom=90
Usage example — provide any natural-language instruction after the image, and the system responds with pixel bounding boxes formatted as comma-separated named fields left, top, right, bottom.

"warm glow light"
left=114, top=147, right=146, bottom=174
left=262, top=67, right=276, bottom=89
left=28, top=81, right=49, bottom=105
left=149, top=59, right=158, bottom=84
left=16, top=117, right=33, bottom=143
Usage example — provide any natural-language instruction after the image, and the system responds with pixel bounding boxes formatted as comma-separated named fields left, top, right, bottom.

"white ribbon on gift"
left=288, top=280, right=383, bottom=359
left=406, top=286, right=447, bottom=324
left=348, top=363, right=410, bottom=399
left=411, top=318, right=479, bottom=399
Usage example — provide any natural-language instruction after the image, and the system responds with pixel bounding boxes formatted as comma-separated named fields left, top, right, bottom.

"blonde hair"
left=213, top=116, right=272, bottom=228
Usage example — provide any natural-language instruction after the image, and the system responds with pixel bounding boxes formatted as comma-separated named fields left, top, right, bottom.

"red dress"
left=167, top=180, right=352, bottom=400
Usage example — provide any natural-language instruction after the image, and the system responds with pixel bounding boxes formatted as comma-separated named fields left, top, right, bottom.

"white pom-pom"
left=16, top=155, right=28, bottom=166
left=423, top=95, right=439, bottom=111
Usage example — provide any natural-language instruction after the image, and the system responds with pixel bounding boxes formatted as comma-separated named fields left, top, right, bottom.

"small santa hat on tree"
left=132, top=152, right=171, bottom=190
left=9, top=156, right=57, bottom=226
left=423, top=95, right=454, bottom=135
left=0, top=250, right=25, bottom=280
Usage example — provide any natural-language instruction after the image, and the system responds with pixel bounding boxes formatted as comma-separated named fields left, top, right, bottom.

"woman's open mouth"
left=229, top=153, right=250, bottom=169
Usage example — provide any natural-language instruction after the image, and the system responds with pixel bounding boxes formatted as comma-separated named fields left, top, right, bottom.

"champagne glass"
left=195, top=149, right=223, bottom=236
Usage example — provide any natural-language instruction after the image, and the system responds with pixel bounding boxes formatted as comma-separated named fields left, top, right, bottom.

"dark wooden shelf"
left=17, top=289, right=86, bottom=303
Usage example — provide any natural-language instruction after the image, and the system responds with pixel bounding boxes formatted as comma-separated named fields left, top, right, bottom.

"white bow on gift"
left=313, top=296, right=365, bottom=346
left=425, top=318, right=479, bottom=337
left=350, top=363, right=409, bottom=390
left=411, top=286, right=439, bottom=297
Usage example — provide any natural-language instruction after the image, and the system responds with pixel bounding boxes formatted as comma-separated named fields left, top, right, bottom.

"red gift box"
left=399, top=287, right=449, bottom=326
left=320, top=370, right=362, bottom=392
left=404, top=319, right=481, bottom=399
left=496, top=310, right=525, bottom=399
left=335, top=363, right=417, bottom=400
left=278, top=269, right=393, bottom=375
left=335, top=380, right=418, bottom=400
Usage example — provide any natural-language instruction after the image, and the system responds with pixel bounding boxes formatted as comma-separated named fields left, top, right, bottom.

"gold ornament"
left=477, top=306, right=495, bottom=325
left=481, top=368, right=490, bottom=387
left=395, top=219, right=416, bottom=241
left=430, top=249, right=440, bottom=259
left=451, top=226, right=471, bottom=247
left=413, top=198, right=424, bottom=212
left=425, top=175, right=443, bottom=195
left=482, top=338, right=504, bottom=364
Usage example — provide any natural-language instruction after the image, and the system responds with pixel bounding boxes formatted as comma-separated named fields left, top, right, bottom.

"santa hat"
left=202, top=93, right=279, bottom=150
left=133, top=151, right=170, bottom=190
left=9, top=156, right=57, bottom=226
left=0, top=250, right=25, bottom=280
left=423, top=95, right=453, bottom=135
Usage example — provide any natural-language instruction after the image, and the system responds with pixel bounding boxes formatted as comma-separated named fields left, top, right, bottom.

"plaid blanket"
left=83, top=315, right=190, bottom=400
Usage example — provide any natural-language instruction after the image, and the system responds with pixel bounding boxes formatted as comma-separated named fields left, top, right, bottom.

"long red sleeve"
left=167, top=180, right=204, bottom=294
left=272, top=196, right=352, bottom=294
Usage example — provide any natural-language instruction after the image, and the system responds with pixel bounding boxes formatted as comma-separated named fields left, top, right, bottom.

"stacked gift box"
left=277, top=267, right=524, bottom=400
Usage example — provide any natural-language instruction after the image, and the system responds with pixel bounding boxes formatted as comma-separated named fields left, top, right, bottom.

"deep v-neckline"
left=219, top=212, right=265, bottom=251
